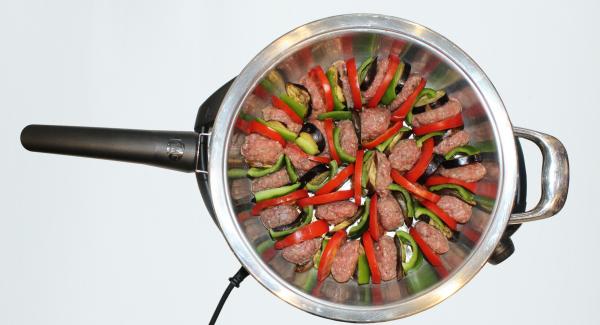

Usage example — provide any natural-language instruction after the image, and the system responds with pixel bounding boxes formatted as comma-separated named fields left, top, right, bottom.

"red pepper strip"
left=410, top=227, right=443, bottom=267
left=367, top=55, right=400, bottom=108
left=361, top=232, right=381, bottom=284
left=317, top=230, right=347, bottom=282
left=253, top=84, right=270, bottom=100
left=362, top=121, right=404, bottom=149
left=461, top=225, right=481, bottom=243
left=391, top=169, right=440, bottom=203
left=297, top=190, right=353, bottom=208
left=311, top=66, right=334, bottom=111
left=390, top=78, right=426, bottom=121
left=308, top=156, right=331, bottom=164
left=316, top=164, right=355, bottom=195
left=368, top=195, right=382, bottom=240
left=251, top=189, right=309, bottom=215
left=424, top=176, right=477, bottom=193
left=420, top=200, right=458, bottom=231
left=248, top=120, right=286, bottom=146
left=324, top=119, right=341, bottom=163
left=234, top=119, right=250, bottom=134
left=413, top=114, right=464, bottom=136
left=404, top=137, right=434, bottom=182
left=271, top=96, right=303, bottom=124
left=274, top=220, right=329, bottom=250
left=345, top=58, right=362, bottom=110
left=353, top=150, right=364, bottom=206
left=475, top=181, right=498, bottom=198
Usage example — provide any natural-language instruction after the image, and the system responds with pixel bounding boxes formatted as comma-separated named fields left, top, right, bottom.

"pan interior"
left=225, top=30, right=500, bottom=307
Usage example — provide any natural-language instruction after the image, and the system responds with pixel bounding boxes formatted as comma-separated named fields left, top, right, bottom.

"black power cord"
left=209, top=266, right=249, bottom=325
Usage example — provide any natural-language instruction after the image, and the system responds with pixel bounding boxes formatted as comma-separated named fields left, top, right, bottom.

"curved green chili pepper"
left=317, top=111, right=352, bottom=120
left=254, top=182, right=301, bottom=202
left=396, top=231, right=420, bottom=272
left=416, top=131, right=445, bottom=147
left=389, top=183, right=415, bottom=219
left=444, top=145, right=481, bottom=160
left=333, top=126, right=356, bottom=163
left=429, top=183, right=476, bottom=205
left=227, top=168, right=248, bottom=179
left=247, top=154, right=285, bottom=178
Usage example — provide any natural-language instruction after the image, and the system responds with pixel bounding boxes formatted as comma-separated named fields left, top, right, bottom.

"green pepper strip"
left=358, top=57, right=376, bottom=83
left=474, top=195, right=495, bottom=213
left=227, top=168, right=248, bottom=179
left=396, top=231, right=420, bottom=272
left=348, top=198, right=370, bottom=240
left=472, top=140, right=496, bottom=153
left=326, top=67, right=346, bottom=111
left=239, top=112, right=256, bottom=121
left=313, top=237, right=330, bottom=269
left=306, top=160, right=338, bottom=192
left=380, top=62, right=404, bottom=105
left=388, top=183, right=415, bottom=219
left=280, top=94, right=309, bottom=118
left=269, top=206, right=313, bottom=239
left=258, top=118, right=298, bottom=142
left=333, top=126, right=356, bottom=163
left=247, top=154, right=285, bottom=178
left=260, top=78, right=278, bottom=94
left=416, top=131, right=445, bottom=147
left=444, top=145, right=481, bottom=160
left=255, top=238, right=275, bottom=255
left=357, top=250, right=371, bottom=285
left=285, top=155, right=299, bottom=183
left=317, top=111, right=352, bottom=120
left=295, top=132, right=319, bottom=155
left=376, top=127, right=410, bottom=152
left=429, top=184, right=476, bottom=205
left=406, top=88, right=437, bottom=126
left=415, top=206, right=452, bottom=239
left=254, top=182, right=301, bottom=202
left=361, top=151, right=374, bottom=188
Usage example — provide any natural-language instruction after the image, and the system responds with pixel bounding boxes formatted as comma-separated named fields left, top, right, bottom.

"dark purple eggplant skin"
left=298, top=164, right=330, bottom=187
left=360, top=58, right=378, bottom=91
left=441, top=154, right=483, bottom=169
left=300, top=122, right=325, bottom=153
left=417, top=154, right=444, bottom=184
left=394, top=236, right=405, bottom=280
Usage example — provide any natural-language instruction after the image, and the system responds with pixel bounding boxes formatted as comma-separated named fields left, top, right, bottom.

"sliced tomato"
left=274, top=220, right=329, bottom=250
left=251, top=189, right=309, bottom=215
left=324, top=119, right=341, bottom=163
left=390, top=78, right=426, bottom=121
left=424, top=176, right=477, bottom=193
left=297, top=190, right=353, bottom=208
left=353, top=150, right=364, bottom=206
left=404, top=137, right=434, bottom=182
left=248, top=120, right=286, bottom=146
left=316, top=164, right=355, bottom=195
left=271, top=95, right=303, bottom=124
left=311, top=66, right=334, bottom=111
left=413, top=114, right=464, bottom=136
left=317, top=230, right=347, bottom=282
left=420, top=200, right=458, bottom=231
left=367, top=55, right=400, bottom=108
left=362, top=120, right=404, bottom=149
left=361, top=232, right=381, bottom=284
left=345, top=58, right=362, bottom=110
left=391, top=169, right=440, bottom=203
left=369, top=195, right=382, bottom=240
left=234, top=119, right=250, bottom=134
left=410, top=227, right=442, bottom=267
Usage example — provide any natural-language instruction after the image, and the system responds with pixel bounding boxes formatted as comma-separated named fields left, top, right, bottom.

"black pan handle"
left=21, top=125, right=199, bottom=172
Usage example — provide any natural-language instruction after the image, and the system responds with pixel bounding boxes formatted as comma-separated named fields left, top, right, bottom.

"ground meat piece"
left=389, top=139, right=421, bottom=172
left=388, top=74, right=423, bottom=110
left=300, top=74, right=326, bottom=119
left=363, top=57, right=389, bottom=101
left=374, top=236, right=397, bottom=281
left=412, top=98, right=462, bottom=128
left=375, top=152, right=392, bottom=196
left=259, top=204, right=300, bottom=229
left=338, top=120, right=358, bottom=157
left=333, top=60, right=354, bottom=108
left=283, top=144, right=320, bottom=174
left=415, top=221, right=449, bottom=254
left=434, top=130, right=471, bottom=155
left=377, top=194, right=404, bottom=231
left=331, top=240, right=359, bottom=283
left=251, top=168, right=290, bottom=193
left=360, top=107, right=390, bottom=142
left=437, top=195, right=472, bottom=223
left=241, top=134, right=284, bottom=167
left=262, top=105, right=302, bottom=133
left=282, top=238, right=322, bottom=264
left=438, top=163, right=487, bottom=182
left=316, top=201, right=358, bottom=225
left=230, top=178, right=251, bottom=202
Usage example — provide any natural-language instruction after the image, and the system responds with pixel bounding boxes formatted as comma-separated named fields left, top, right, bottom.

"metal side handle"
left=509, top=127, right=569, bottom=224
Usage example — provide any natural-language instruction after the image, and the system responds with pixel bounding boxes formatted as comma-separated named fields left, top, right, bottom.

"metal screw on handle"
left=509, top=127, right=569, bottom=224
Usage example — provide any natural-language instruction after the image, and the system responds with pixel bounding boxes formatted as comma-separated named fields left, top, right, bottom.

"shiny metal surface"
left=209, top=14, right=520, bottom=322
left=509, top=128, right=569, bottom=224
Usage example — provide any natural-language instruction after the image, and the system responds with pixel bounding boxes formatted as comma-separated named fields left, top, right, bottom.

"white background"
left=1, top=0, right=598, bottom=324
